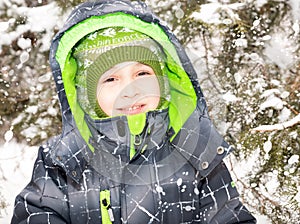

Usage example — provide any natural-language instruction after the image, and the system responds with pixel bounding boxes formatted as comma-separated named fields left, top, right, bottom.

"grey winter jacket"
left=11, top=0, right=257, bottom=223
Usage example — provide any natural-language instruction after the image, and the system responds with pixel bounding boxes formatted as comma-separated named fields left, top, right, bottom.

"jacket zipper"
left=100, top=190, right=114, bottom=223
left=130, top=134, right=146, bottom=159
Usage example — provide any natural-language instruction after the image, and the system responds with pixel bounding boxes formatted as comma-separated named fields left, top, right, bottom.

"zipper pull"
left=134, top=134, right=142, bottom=146
left=102, top=198, right=115, bottom=222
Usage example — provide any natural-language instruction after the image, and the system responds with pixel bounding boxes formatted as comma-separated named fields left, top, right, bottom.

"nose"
left=121, top=80, right=140, bottom=98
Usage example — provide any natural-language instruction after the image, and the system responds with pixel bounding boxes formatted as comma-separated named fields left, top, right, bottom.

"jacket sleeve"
left=199, top=161, right=257, bottom=224
left=11, top=146, right=70, bottom=224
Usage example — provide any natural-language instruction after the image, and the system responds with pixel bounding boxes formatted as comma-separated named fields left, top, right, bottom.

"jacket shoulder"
left=172, top=108, right=234, bottom=178
left=45, top=129, right=90, bottom=183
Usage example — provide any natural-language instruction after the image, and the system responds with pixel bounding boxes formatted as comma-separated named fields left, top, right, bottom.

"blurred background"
left=0, top=0, right=299, bottom=223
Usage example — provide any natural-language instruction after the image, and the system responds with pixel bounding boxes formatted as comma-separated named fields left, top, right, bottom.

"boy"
left=12, top=0, right=256, bottom=223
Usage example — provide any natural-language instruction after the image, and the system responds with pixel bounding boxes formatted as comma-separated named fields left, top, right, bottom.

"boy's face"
left=96, top=62, right=160, bottom=116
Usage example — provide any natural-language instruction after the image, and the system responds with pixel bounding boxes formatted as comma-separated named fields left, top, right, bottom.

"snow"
left=263, top=139, right=272, bottom=154
left=264, top=173, right=279, bottom=195
left=224, top=150, right=271, bottom=223
left=234, top=38, right=247, bottom=47
left=253, top=0, right=268, bottom=9
left=278, top=107, right=291, bottom=123
left=38, top=72, right=52, bottom=83
left=292, top=22, right=299, bottom=35
left=222, top=91, right=240, bottom=104
left=4, top=130, right=13, bottom=143
left=190, top=2, right=245, bottom=25
left=252, top=19, right=260, bottom=27
left=0, top=2, right=61, bottom=52
left=176, top=178, right=183, bottom=186
left=20, top=126, right=40, bottom=139
left=17, top=37, right=31, bottom=50
left=0, top=0, right=298, bottom=223
left=25, top=105, right=39, bottom=114
left=0, top=21, right=9, bottom=32
left=288, top=155, right=299, bottom=165
left=19, top=51, right=30, bottom=64
left=0, top=142, right=38, bottom=223
left=264, top=32, right=295, bottom=70
left=251, top=114, right=300, bottom=132
left=0, top=10, right=68, bottom=222
left=295, top=187, right=300, bottom=206
left=288, top=0, right=300, bottom=21
left=259, top=90, right=285, bottom=111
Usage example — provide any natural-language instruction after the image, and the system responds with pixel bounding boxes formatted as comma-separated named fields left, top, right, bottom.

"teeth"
left=127, top=105, right=140, bottom=111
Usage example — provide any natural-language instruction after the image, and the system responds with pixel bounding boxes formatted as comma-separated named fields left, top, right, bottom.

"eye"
left=137, top=71, right=152, bottom=76
left=102, top=77, right=117, bottom=83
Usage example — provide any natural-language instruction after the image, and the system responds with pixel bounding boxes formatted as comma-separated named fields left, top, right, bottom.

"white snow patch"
left=222, top=91, right=240, bottom=104
left=0, top=141, right=38, bottom=223
left=234, top=38, right=247, bottom=47
left=264, top=32, right=295, bottom=69
left=260, top=89, right=280, bottom=98
left=278, top=107, right=291, bottom=123
left=263, top=139, right=272, bottom=154
left=288, top=155, right=299, bottom=165
left=20, top=126, right=39, bottom=139
left=177, top=178, right=183, bottom=186
left=288, top=0, right=300, bottom=21
left=224, top=150, right=273, bottom=223
left=19, top=51, right=30, bottom=63
left=253, top=19, right=260, bottom=27
left=295, top=187, right=300, bottom=206
left=265, top=174, right=279, bottom=195
left=190, top=2, right=245, bottom=25
left=253, top=0, right=268, bottom=9
left=194, top=188, right=200, bottom=195
left=184, top=205, right=194, bottom=212
left=25, top=105, right=38, bottom=114
left=12, top=114, right=25, bottom=126
left=0, top=2, right=62, bottom=51
left=292, top=22, right=299, bottom=35
left=0, top=22, right=10, bottom=32
left=262, top=35, right=271, bottom=41
left=14, top=2, right=59, bottom=33
left=260, top=95, right=284, bottom=111
left=47, top=106, right=58, bottom=117
left=156, top=185, right=166, bottom=195
left=17, top=37, right=31, bottom=49
left=4, top=129, right=14, bottom=143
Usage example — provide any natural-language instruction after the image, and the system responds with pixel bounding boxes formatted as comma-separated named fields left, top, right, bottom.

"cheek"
left=138, top=76, right=161, bottom=96
left=97, top=85, right=119, bottom=115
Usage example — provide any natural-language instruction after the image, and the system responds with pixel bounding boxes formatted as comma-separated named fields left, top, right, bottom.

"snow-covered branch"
left=251, top=114, right=300, bottom=132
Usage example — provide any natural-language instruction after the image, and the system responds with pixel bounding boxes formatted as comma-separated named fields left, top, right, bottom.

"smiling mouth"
left=117, top=104, right=146, bottom=115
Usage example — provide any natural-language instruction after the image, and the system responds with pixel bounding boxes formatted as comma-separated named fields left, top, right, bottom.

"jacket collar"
left=69, top=109, right=170, bottom=181
left=50, top=107, right=231, bottom=183
left=86, top=109, right=170, bottom=157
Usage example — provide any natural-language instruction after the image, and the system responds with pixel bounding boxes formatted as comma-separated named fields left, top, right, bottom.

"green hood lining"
left=55, top=13, right=197, bottom=151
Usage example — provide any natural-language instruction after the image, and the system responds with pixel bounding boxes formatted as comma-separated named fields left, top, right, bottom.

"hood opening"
left=55, top=12, right=197, bottom=150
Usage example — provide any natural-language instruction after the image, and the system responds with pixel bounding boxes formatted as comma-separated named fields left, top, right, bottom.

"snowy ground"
left=0, top=141, right=38, bottom=223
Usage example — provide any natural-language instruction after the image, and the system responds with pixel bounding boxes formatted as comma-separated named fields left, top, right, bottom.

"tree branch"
left=251, top=114, right=300, bottom=132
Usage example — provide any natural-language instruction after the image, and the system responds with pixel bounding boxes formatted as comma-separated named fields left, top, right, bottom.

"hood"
left=49, top=0, right=230, bottom=179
